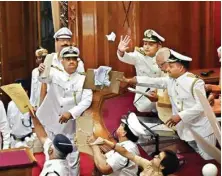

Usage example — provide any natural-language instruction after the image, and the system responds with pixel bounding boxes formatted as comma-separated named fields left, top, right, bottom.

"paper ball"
left=202, top=163, right=218, bottom=176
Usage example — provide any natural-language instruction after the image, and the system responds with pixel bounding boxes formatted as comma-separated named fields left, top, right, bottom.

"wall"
left=68, top=1, right=220, bottom=77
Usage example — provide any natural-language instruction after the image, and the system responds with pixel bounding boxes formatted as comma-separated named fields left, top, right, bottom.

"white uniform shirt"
left=137, top=72, right=213, bottom=141
left=104, top=140, right=139, bottom=176
left=0, top=100, right=10, bottom=149
left=7, top=101, right=32, bottom=138
left=36, top=67, right=92, bottom=139
left=117, top=48, right=161, bottom=112
left=30, top=68, right=42, bottom=107
left=40, top=138, right=69, bottom=176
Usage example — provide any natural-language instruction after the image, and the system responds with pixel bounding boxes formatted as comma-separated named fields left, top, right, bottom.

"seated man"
left=7, top=79, right=33, bottom=148
left=29, top=109, right=73, bottom=176
left=94, top=138, right=180, bottom=176
left=88, top=112, right=147, bottom=176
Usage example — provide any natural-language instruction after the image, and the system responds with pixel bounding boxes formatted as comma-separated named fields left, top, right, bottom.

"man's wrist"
left=117, top=49, right=125, bottom=55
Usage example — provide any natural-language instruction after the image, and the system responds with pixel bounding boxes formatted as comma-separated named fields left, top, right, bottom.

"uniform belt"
left=11, top=132, right=33, bottom=141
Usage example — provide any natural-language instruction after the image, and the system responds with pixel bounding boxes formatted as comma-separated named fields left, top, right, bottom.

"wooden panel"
left=69, top=1, right=219, bottom=77
left=0, top=2, right=37, bottom=85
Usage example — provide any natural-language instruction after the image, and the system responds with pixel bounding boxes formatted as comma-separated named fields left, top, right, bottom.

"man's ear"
left=48, top=147, right=53, bottom=155
left=122, top=131, right=127, bottom=137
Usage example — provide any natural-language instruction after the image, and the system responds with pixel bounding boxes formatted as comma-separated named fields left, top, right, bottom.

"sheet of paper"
left=40, top=54, right=53, bottom=78
left=1, top=84, right=33, bottom=114
left=76, top=116, right=94, bottom=156
left=106, top=32, right=116, bottom=41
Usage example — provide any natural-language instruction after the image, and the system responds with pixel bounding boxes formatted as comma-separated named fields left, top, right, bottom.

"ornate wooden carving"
left=59, top=1, right=68, bottom=28
left=68, top=2, right=79, bottom=45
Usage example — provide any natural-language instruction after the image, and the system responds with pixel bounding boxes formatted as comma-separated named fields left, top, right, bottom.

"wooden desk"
left=190, top=67, right=220, bottom=84
left=0, top=147, right=36, bottom=176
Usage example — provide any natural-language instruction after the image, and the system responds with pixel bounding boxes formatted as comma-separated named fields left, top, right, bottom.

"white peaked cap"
left=143, top=29, right=165, bottom=42
left=60, top=46, right=80, bottom=58
left=167, top=49, right=192, bottom=62
left=53, top=27, right=72, bottom=39
left=121, top=112, right=147, bottom=137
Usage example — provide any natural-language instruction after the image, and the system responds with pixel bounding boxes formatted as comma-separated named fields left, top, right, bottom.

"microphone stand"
left=139, top=120, right=160, bottom=156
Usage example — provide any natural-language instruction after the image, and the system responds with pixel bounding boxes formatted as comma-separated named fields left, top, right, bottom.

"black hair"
left=161, top=150, right=180, bottom=176
left=124, top=123, right=139, bottom=143
left=179, top=60, right=190, bottom=69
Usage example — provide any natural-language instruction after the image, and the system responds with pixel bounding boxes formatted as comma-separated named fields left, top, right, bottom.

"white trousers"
left=47, top=130, right=80, bottom=176
left=187, top=133, right=216, bottom=160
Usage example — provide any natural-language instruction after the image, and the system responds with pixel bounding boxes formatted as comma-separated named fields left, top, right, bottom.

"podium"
left=0, top=147, right=36, bottom=176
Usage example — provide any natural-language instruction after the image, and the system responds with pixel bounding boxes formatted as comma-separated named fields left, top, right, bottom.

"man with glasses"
left=117, top=30, right=164, bottom=113
left=119, top=49, right=215, bottom=160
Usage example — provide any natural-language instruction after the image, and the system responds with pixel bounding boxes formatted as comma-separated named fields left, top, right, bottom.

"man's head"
left=165, top=49, right=192, bottom=79
left=60, top=46, right=80, bottom=74
left=54, top=27, right=72, bottom=54
left=142, top=29, right=165, bottom=57
left=116, top=112, right=146, bottom=142
left=35, top=48, right=48, bottom=65
left=15, top=79, right=29, bottom=94
left=156, top=47, right=170, bottom=72
left=48, top=134, right=73, bottom=160
left=149, top=150, right=179, bottom=175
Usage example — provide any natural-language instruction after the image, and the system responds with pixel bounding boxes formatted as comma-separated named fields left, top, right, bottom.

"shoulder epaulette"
left=135, top=47, right=146, bottom=56
left=51, top=65, right=63, bottom=72
left=78, top=72, right=86, bottom=75
left=187, top=73, right=199, bottom=79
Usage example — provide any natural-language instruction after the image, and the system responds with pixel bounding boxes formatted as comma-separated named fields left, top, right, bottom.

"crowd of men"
left=0, top=26, right=220, bottom=176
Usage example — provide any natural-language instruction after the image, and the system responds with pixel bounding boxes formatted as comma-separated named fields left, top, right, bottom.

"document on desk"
left=144, top=123, right=175, bottom=136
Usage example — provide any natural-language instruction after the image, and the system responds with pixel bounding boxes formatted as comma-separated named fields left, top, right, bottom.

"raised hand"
left=38, top=63, right=45, bottom=73
left=118, top=35, right=131, bottom=53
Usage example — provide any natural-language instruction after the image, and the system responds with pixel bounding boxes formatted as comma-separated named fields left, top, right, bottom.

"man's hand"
left=145, top=91, right=158, bottom=102
left=208, top=93, right=215, bottom=105
left=166, top=115, right=181, bottom=127
left=38, top=63, right=45, bottom=73
left=205, top=84, right=212, bottom=93
left=59, top=112, right=72, bottom=124
left=117, top=76, right=137, bottom=85
left=117, top=35, right=131, bottom=56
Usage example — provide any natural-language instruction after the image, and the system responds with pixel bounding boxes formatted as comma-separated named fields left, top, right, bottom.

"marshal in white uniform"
left=30, top=48, right=48, bottom=108
left=40, top=138, right=70, bottom=176
left=117, top=30, right=164, bottom=112
left=136, top=50, right=215, bottom=160
left=37, top=46, right=92, bottom=176
left=0, top=100, right=10, bottom=149
left=7, top=101, right=32, bottom=148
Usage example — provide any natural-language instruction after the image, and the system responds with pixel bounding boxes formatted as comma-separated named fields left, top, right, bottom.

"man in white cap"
left=38, top=27, right=85, bottom=106
left=117, top=29, right=164, bottom=113
left=30, top=47, right=48, bottom=109
left=37, top=46, right=92, bottom=176
left=0, top=100, right=10, bottom=149
left=88, top=112, right=147, bottom=176
left=119, top=49, right=215, bottom=160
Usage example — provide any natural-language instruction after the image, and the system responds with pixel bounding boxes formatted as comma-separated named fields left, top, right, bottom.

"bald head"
left=156, top=47, right=170, bottom=71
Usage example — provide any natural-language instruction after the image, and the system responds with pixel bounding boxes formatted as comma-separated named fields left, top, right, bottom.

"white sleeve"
left=136, top=76, right=168, bottom=89
left=43, top=138, right=52, bottom=161
left=178, top=80, right=206, bottom=123
left=77, top=59, right=85, bottom=73
left=30, top=69, right=36, bottom=106
left=38, top=68, right=54, bottom=84
left=106, top=150, right=128, bottom=172
left=117, top=51, right=137, bottom=65
left=0, top=101, right=10, bottom=149
left=68, top=89, right=93, bottom=119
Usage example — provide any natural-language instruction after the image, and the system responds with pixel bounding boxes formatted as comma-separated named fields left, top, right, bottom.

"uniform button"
left=61, top=106, right=63, bottom=108
left=66, top=88, right=68, bottom=90
left=177, top=102, right=179, bottom=104
left=176, top=84, right=178, bottom=86
left=154, top=72, right=156, bottom=74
